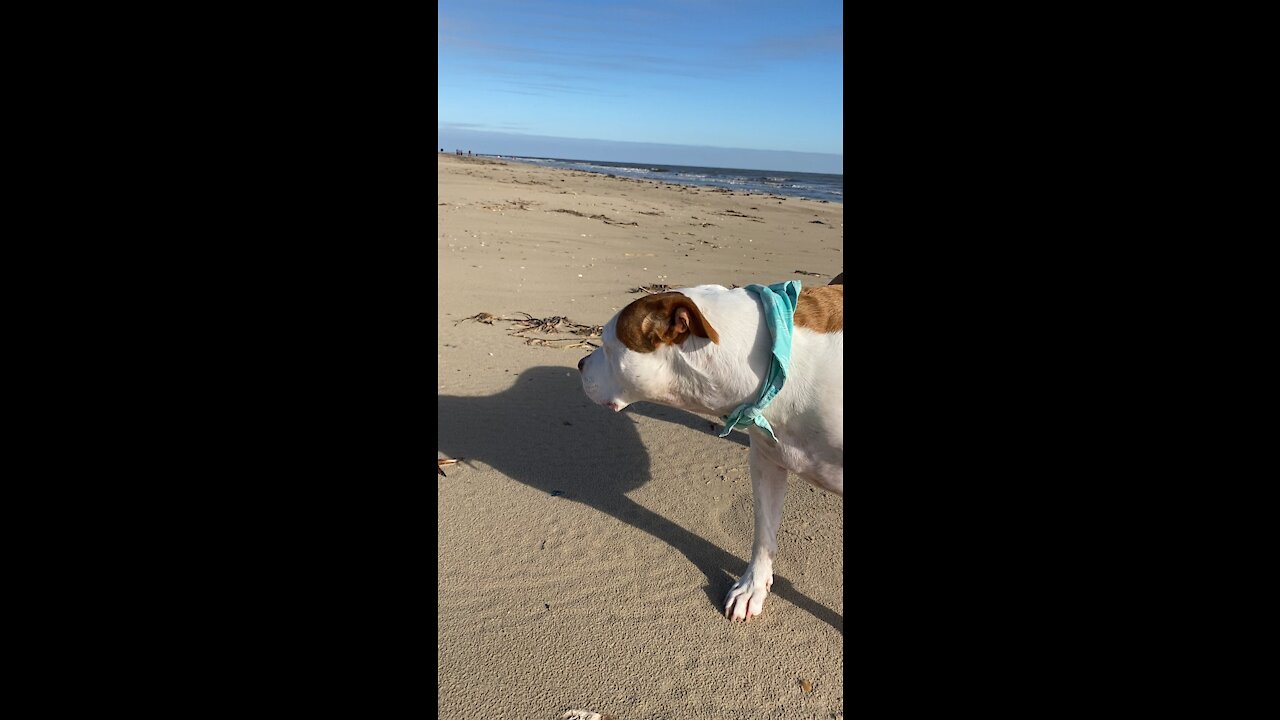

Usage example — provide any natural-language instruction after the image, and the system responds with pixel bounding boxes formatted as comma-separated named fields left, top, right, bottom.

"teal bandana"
left=719, top=280, right=800, bottom=442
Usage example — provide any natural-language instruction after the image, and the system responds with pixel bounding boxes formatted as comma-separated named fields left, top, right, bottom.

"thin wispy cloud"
left=745, top=27, right=844, bottom=59
left=439, top=122, right=529, bottom=131
left=444, top=37, right=731, bottom=81
left=504, top=83, right=622, bottom=97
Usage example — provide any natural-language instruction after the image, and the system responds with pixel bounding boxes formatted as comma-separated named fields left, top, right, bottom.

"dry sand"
left=437, top=154, right=844, bottom=720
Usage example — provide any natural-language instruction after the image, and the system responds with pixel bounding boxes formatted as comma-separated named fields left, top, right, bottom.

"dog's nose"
left=577, top=356, right=586, bottom=372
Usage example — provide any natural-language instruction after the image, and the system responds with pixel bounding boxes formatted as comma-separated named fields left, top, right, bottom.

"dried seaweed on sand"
left=507, top=312, right=602, bottom=348
left=628, top=283, right=674, bottom=294
left=455, top=310, right=603, bottom=349
left=455, top=312, right=505, bottom=325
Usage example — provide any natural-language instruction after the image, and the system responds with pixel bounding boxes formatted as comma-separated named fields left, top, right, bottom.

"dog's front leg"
left=725, top=441, right=788, bottom=622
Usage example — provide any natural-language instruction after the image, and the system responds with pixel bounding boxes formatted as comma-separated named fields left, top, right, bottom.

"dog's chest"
left=753, top=422, right=842, bottom=489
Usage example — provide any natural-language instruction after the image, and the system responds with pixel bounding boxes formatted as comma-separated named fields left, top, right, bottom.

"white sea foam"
left=485, top=155, right=842, bottom=203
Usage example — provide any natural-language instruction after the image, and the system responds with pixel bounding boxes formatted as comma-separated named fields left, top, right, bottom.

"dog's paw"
left=724, top=567, right=773, bottom=622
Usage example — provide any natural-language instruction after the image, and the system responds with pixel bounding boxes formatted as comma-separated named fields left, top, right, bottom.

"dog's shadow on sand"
left=437, top=365, right=842, bottom=633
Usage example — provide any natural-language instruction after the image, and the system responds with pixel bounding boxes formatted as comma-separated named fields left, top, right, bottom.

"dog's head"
left=578, top=291, right=720, bottom=412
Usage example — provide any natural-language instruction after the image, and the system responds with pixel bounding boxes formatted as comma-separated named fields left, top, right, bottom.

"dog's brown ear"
left=671, top=301, right=720, bottom=345
left=617, top=292, right=720, bottom=352
left=829, top=271, right=844, bottom=285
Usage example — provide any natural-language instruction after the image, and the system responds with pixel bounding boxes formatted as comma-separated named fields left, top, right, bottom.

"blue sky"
left=438, top=0, right=843, bottom=173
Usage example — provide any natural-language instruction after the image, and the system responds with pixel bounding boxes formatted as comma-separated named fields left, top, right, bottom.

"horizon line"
left=437, top=126, right=841, bottom=159
left=438, top=126, right=842, bottom=174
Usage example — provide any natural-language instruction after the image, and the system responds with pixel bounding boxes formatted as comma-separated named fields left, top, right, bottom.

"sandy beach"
left=437, top=154, right=844, bottom=719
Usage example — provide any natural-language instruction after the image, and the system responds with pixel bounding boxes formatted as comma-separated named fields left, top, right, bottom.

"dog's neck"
left=665, top=287, right=773, bottom=417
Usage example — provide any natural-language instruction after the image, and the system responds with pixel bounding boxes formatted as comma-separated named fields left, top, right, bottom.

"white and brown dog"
left=578, top=276, right=843, bottom=622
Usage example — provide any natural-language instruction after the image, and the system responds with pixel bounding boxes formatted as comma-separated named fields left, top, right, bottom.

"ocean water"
left=488, top=155, right=843, bottom=204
